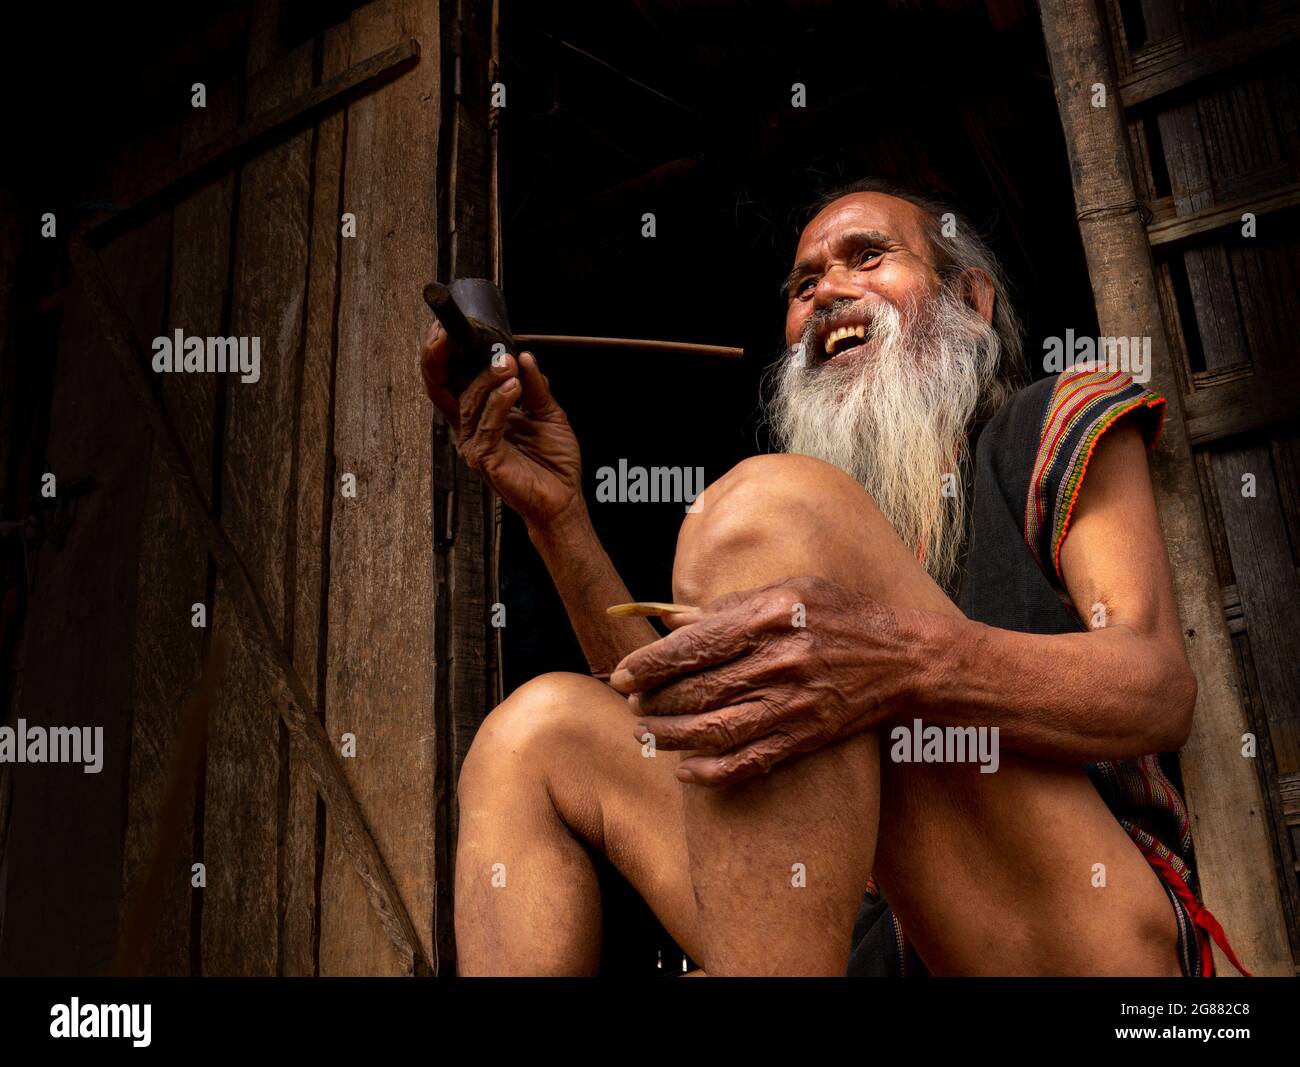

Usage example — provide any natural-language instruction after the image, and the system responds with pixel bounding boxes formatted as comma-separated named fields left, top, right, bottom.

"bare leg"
left=675, top=454, right=1180, bottom=976
left=455, top=672, right=698, bottom=975
left=668, top=458, right=885, bottom=976
left=456, top=452, right=1180, bottom=976
left=454, top=454, right=888, bottom=976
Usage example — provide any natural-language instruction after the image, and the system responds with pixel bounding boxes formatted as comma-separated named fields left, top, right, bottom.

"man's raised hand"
left=610, top=576, right=925, bottom=785
left=420, top=320, right=583, bottom=532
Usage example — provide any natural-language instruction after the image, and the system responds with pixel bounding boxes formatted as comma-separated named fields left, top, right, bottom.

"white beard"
left=766, top=290, right=1003, bottom=594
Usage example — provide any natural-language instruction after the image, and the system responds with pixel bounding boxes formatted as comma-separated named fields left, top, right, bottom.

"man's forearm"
left=528, top=504, right=659, bottom=676
left=911, top=611, right=1195, bottom=763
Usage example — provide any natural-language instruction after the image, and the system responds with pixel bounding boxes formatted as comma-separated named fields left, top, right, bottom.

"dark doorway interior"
left=496, top=0, right=1100, bottom=973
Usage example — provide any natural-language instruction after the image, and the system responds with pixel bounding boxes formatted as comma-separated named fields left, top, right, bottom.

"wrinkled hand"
left=420, top=320, right=582, bottom=530
left=609, top=576, right=924, bottom=785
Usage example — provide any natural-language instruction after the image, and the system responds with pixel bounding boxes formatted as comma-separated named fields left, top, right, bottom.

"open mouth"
left=823, top=323, right=867, bottom=359
left=810, top=318, right=875, bottom=365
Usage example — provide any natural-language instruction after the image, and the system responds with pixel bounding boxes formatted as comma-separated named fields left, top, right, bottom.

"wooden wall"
left=0, top=0, right=494, bottom=976
left=1099, top=0, right=1300, bottom=973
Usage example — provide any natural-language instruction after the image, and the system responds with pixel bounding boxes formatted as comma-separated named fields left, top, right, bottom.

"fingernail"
left=609, top=668, right=633, bottom=691
left=634, top=722, right=648, bottom=737
left=675, top=767, right=697, bottom=784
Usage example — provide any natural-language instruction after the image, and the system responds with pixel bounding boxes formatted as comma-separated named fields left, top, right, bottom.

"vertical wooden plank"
left=1210, top=445, right=1300, bottom=776
left=201, top=22, right=316, bottom=974
left=431, top=0, right=495, bottom=975
left=1038, top=0, right=1293, bottom=975
left=117, top=84, right=237, bottom=977
left=445, top=0, right=492, bottom=809
left=0, top=180, right=173, bottom=974
left=280, top=21, right=353, bottom=978
left=0, top=191, right=18, bottom=511
left=320, top=0, right=442, bottom=975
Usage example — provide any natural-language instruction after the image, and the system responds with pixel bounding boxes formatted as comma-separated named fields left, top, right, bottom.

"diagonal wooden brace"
left=68, top=236, right=434, bottom=977
left=86, top=38, right=421, bottom=243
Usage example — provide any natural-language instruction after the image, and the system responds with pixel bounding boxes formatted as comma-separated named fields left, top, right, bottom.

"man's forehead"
left=795, top=192, right=933, bottom=261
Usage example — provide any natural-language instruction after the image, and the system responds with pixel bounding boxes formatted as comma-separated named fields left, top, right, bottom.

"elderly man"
left=419, top=179, right=1243, bottom=977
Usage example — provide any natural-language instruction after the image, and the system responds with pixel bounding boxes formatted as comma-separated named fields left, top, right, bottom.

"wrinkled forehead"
left=794, top=192, right=938, bottom=267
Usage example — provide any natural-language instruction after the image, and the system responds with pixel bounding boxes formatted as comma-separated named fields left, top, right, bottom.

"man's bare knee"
left=674, top=453, right=887, bottom=605
left=460, top=672, right=610, bottom=795
left=692, top=454, right=866, bottom=532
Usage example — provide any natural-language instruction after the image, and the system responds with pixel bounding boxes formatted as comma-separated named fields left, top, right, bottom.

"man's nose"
left=814, top=264, right=865, bottom=307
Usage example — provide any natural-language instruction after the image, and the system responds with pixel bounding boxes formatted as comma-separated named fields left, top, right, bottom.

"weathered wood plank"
left=280, top=21, right=353, bottom=978
left=1147, top=181, right=1300, bottom=247
left=86, top=37, right=421, bottom=245
left=1146, top=0, right=1300, bottom=961
left=1182, top=369, right=1300, bottom=446
left=1210, top=447, right=1300, bottom=776
left=1039, top=0, right=1293, bottom=976
left=1281, top=773, right=1300, bottom=823
left=0, top=160, right=173, bottom=974
left=1120, top=7, right=1300, bottom=109
left=201, top=27, right=315, bottom=977
left=1229, top=628, right=1300, bottom=957
left=116, top=82, right=237, bottom=976
left=320, top=0, right=443, bottom=976
left=431, top=0, right=496, bottom=975
left=65, top=231, right=431, bottom=976
left=0, top=192, right=18, bottom=512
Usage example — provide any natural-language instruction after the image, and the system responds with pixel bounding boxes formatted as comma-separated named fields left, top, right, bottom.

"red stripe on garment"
left=1139, top=840, right=1253, bottom=978
left=1027, top=371, right=1126, bottom=537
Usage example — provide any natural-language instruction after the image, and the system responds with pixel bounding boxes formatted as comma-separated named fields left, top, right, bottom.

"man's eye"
left=796, top=278, right=817, bottom=297
left=854, top=248, right=884, bottom=266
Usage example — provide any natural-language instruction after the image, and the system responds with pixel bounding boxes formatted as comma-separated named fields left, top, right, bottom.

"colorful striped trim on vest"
left=1021, top=370, right=1195, bottom=882
left=1025, top=368, right=1167, bottom=591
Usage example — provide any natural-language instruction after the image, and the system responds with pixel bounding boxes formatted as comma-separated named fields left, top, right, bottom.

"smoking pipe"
left=422, top=278, right=515, bottom=385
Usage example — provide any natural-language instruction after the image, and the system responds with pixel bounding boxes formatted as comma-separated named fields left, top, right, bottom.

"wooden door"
left=0, top=0, right=497, bottom=978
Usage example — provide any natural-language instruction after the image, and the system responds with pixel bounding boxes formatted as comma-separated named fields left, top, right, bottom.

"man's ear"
left=959, top=268, right=995, bottom=326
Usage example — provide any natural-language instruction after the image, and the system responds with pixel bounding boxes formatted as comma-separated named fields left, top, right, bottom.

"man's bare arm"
left=916, top=420, right=1195, bottom=760
left=529, top=503, right=658, bottom=677
left=420, top=325, right=656, bottom=675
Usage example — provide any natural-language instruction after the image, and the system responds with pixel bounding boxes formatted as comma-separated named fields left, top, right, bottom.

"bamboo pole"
left=1038, top=0, right=1292, bottom=975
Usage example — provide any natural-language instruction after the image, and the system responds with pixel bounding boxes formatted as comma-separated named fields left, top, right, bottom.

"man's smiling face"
left=783, top=191, right=944, bottom=365
left=769, top=186, right=1014, bottom=593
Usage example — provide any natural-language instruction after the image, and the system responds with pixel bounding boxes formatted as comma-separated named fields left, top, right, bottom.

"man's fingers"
left=426, top=379, right=460, bottom=426
left=609, top=611, right=758, bottom=693
left=658, top=582, right=799, bottom=632
left=421, top=321, right=451, bottom=395
left=676, top=731, right=805, bottom=787
left=609, top=580, right=811, bottom=692
left=421, top=322, right=460, bottom=424
left=517, top=352, right=558, bottom=418
left=458, top=353, right=518, bottom=442
left=628, top=655, right=777, bottom=716
left=634, top=700, right=783, bottom=753
left=661, top=607, right=705, bottom=631
left=464, top=376, right=519, bottom=466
